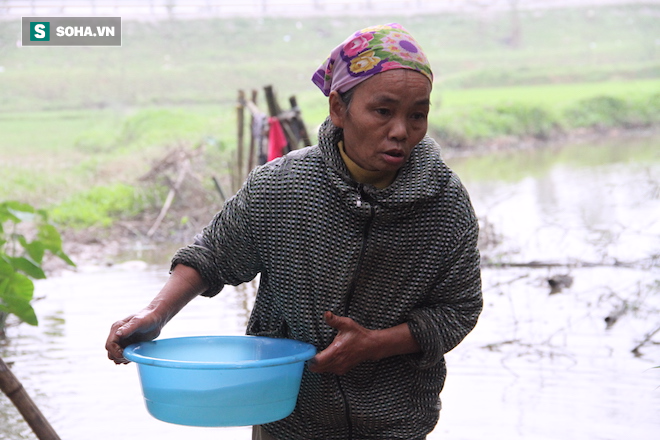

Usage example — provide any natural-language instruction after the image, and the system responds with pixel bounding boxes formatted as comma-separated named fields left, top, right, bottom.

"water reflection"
left=1, top=135, right=659, bottom=439
left=448, top=135, right=660, bottom=264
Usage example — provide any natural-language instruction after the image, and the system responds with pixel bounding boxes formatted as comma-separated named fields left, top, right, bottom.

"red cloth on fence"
left=267, top=117, right=288, bottom=161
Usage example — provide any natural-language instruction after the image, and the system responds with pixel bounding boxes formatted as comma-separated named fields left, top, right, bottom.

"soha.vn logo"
left=55, top=25, right=116, bottom=37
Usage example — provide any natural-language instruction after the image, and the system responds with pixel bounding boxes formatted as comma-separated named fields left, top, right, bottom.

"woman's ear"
left=328, top=91, right=345, bottom=129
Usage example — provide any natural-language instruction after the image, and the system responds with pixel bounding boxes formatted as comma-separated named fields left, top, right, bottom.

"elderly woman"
left=106, top=23, right=482, bottom=440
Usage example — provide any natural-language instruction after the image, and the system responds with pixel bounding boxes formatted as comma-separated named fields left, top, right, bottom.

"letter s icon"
left=29, top=21, right=50, bottom=42
left=34, top=24, right=46, bottom=39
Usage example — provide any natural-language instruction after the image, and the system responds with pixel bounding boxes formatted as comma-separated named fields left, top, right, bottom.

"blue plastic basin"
left=123, top=336, right=316, bottom=427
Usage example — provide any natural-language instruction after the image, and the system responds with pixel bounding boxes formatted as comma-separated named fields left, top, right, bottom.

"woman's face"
left=329, top=69, right=431, bottom=172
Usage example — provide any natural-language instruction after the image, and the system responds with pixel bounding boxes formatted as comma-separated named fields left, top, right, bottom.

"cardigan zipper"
left=336, top=376, right=353, bottom=439
left=343, top=185, right=375, bottom=315
left=338, top=185, right=376, bottom=439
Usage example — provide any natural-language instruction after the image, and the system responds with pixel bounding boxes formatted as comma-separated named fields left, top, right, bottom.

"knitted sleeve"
left=170, top=169, right=265, bottom=297
left=406, top=176, right=483, bottom=370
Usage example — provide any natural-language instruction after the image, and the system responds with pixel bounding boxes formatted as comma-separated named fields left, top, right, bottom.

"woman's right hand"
left=105, top=264, right=208, bottom=365
left=105, top=308, right=165, bottom=364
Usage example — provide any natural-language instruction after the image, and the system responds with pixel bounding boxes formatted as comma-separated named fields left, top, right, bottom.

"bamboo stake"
left=242, top=99, right=262, bottom=117
left=236, top=90, right=246, bottom=191
left=263, top=85, right=280, bottom=117
left=248, top=89, right=258, bottom=172
left=279, top=118, right=298, bottom=153
left=239, top=97, right=268, bottom=166
left=212, top=175, right=226, bottom=203
left=0, top=356, right=61, bottom=440
left=289, top=95, right=312, bottom=147
left=264, top=86, right=297, bottom=152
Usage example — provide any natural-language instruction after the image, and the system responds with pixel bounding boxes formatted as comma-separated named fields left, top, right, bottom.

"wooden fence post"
left=263, top=85, right=280, bottom=117
left=0, top=355, right=61, bottom=440
left=236, top=90, right=246, bottom=192
left=289, top=95, right=312, bottom=147
left=248, top=89, right=258, bottom=173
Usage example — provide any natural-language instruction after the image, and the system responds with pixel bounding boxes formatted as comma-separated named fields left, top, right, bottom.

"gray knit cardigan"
left=171, top=119, right=483, bottom=440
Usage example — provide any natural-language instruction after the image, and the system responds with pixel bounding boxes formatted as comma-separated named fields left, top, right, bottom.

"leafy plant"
left=0, top=201, right=75, bottom=331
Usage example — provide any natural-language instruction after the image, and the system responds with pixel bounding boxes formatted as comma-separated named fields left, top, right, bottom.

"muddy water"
left=1, top=135, right=659, bottom=439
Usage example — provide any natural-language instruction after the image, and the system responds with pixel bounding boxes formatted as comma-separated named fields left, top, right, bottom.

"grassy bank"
left=431, top=79, right=660, bottom=147
left=2, top=78, right=658, bottom=225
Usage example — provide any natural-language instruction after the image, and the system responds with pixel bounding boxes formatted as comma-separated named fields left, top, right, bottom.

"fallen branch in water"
left=480, top=256, right=658, bottom=270
left=631, top=325, right=660, bottom=357
left=605, top=303, right=629, bottom=330
left=481, top=339, right=523, bottom=351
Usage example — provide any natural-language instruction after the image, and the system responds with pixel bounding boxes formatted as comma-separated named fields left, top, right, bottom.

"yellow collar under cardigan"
left=337, top=140, right=397, bottom=189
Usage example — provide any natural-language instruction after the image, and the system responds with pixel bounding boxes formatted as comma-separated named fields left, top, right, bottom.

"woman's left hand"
left=309, top=311, right=422, bottom=376
left=309, top=311, right=378, bottom=376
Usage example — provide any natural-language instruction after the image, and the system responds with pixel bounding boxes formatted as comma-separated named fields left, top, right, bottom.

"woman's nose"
left=388, top=117, right=408, bottom=141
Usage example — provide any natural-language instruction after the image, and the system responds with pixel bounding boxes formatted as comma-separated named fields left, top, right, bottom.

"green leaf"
left=4, top=201, right=36, bottom=214
left=18, top=235, right=46, bottom=263
left=0, top=258, right=14, bottom=277
left=54, top=249, right=76, bottom=267
left=1, top=200, right=74, bottom=326
left=35, top=224, right=75, bottom=266
left=37, top=224, right=63, bottom=253
left=0, top=270, right=38, bottom=326
left=0, top=277, right=9, bottom=296
left=0, top=204, right=21, bottom=224
left=7, top=256, right=46, bottom=279
left=5, top=201, right=37, bottom=223
left=36, top=209, right=50, bottom=221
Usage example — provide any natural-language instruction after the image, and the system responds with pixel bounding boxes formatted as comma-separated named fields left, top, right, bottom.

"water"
left=0, top=268, right=255, bottom=439
left=2, top=135, right=659, bottom=439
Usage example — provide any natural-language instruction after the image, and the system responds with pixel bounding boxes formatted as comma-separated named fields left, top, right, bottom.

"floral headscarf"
left=312, top=23, right=433, bottom=97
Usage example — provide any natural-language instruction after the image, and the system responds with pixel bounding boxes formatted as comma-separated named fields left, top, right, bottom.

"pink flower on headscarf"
left=382, top=61, right=405, bottom=69
left=343, top=33, right=374, bottom=57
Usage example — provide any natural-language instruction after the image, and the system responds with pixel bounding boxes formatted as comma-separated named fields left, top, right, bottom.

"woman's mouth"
left=381, top=149, right=406, bottom=166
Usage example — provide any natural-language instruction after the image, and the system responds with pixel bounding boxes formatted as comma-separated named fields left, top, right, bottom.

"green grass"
left=0, top=106, right=235, bottom=210
left=429, top=79, right=660, bottom=146
left=48, top=183, right=149, bottom=228
left=0, top=111, right=107, bottom=152
left=436, top=79, right=660, bottom=107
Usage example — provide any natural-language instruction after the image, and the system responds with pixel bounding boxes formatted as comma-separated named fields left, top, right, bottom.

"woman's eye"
left=411, top=112, right=428, bottom=121
left=376, top=108, right=391, bottom=116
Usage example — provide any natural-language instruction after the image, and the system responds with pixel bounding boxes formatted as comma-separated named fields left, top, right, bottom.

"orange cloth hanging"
left=267, top=117, right=288, bottom=161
